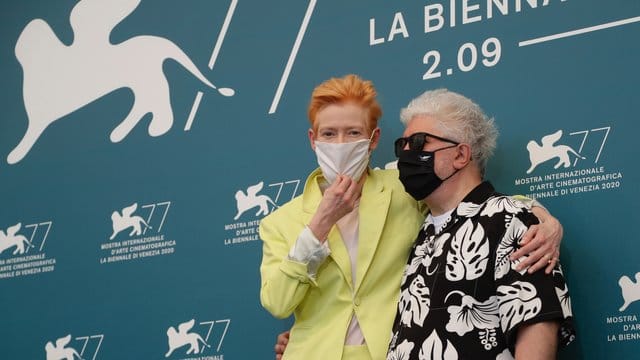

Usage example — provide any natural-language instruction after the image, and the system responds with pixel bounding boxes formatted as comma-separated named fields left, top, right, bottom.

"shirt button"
left=354, top=297, right=361, bottom=306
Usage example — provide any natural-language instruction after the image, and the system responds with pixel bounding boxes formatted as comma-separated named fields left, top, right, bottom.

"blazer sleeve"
left=259, top=214, right=319, bottom=319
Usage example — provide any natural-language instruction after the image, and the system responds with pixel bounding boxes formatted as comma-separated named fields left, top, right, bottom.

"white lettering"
left=462, top=0, right=482, bottom=24
left=516, top=0, right=538, bottom=12
left=488, top=0, right=509, bottom=19
left=413, top=0, right=569, bottom=37
left=607, top=315, right=638, bottom=323
left=424, top=4, right=445, bottom=33
left=388, top=12, right=409, bottom=41
left=450, top=0, right=457, bottom=27
left=369, top=18, right=385, bottom=45
left=619, top=333, right=640, bottom=341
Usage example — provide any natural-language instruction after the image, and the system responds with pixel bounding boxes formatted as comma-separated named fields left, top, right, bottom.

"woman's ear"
left=308, top=129, right=316, bottom=150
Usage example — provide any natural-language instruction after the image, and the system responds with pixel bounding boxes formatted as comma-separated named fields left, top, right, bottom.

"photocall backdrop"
left=0, top=0, right=638, bottom=359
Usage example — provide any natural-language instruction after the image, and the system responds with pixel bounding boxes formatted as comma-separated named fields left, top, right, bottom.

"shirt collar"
left=423, top=181, right=496, bottom=234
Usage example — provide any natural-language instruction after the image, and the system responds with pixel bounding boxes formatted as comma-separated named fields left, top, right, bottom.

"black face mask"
left=397, top=146, right=457, bottom=201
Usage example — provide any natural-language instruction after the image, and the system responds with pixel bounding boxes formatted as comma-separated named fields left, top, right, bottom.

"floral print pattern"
left=387, top=339, right=415, bottom=360
left=387, top=182, right=575, bottom=359
left=446, top=219, right=489, bottom=281
left=445, top=293, right=499, bottom=336
left=419, top=330, right=459, bottom=360
left=496, top=281, right=542, bottom=332
left=494, top=217, right=528, bottom=279
left=398, top=275, right=431, bottom=327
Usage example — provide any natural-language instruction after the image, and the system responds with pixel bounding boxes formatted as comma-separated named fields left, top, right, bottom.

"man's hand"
left=511, top=206, right=563, bottom=274
left=275, top=331, right=290, bottom=360
left=308, top=175, right=363, bottom=241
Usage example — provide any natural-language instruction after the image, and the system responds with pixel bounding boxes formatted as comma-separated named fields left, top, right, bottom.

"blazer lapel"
left=326, top=228, right=353, bottom=289
left=354, top=171, right=391, bottom=292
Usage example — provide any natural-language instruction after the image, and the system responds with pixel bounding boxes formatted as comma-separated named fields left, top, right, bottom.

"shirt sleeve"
left=494, top=211, right=575, bottom=351
left=288, top=226, right=331, bottom=278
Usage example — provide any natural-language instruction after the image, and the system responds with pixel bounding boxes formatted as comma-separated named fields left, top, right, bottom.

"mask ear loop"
left=368, top=129, right=377, bottom=142
left=366, top=128, right=379, bottom=154
left=436, top=144, right=463, bottom=182
left=361, top=129, right=378, bottom=177
left=367, top=128, right=378, bottom=144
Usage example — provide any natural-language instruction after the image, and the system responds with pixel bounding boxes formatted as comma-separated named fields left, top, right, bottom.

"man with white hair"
left=387, top=89, right=575, bottom=359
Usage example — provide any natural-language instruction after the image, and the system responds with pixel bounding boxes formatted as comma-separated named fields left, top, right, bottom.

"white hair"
left=400, top=89, right=498, bottom=173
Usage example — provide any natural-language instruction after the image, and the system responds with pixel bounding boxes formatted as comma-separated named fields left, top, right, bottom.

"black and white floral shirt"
left=387, top=182, right=575, bottom=360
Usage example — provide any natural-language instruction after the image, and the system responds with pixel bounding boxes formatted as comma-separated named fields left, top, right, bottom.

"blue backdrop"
left=1, top=0, right=638, bottom=359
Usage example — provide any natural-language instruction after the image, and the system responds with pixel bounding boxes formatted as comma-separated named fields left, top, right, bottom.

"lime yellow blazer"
left=259, top=168, right=425, bottom=360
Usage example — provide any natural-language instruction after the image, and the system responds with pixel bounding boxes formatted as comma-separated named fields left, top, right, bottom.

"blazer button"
left=354, top=297, right=361, bottom=306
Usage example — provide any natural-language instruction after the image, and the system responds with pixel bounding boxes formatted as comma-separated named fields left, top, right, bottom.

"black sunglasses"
left=394, top=132, right=459, bottom=157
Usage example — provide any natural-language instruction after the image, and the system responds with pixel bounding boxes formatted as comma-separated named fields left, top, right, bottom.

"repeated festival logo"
left=223, top=179, right=301, bottom=246
left=606, top=271, right=640, bottom=343
left=0, top=223, right=34, bottom=256
left=619, top=272, right=640, bottom=312
left=514, top=126, right=623, bottom=199
left=164, top=318, right=230, bottom=360
left=232, top=182, right=278, bottom=221
left=45, top=333, right=104, bottom=360
left=99, top=201, right=176, bottom=264
left=525, top=130, right=585, bottom=174
left=109, top=203, right=153, bottom=240
left=0, top=221, right=55, bottom=279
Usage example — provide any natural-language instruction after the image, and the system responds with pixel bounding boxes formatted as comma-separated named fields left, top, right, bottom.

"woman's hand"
left=510, top=206, right=563, bottom=274
left=308, top=175, right=363, bottom=241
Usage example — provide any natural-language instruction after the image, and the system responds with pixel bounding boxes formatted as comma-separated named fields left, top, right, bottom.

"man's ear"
left=308, top=129, right=316, bottom=150
left=369, top=128, right=381, bottom=151
left=453, top=143, right=472, bottom=169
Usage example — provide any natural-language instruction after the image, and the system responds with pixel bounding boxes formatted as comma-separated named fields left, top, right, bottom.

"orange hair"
left=307, top=74, right=382, bottom=133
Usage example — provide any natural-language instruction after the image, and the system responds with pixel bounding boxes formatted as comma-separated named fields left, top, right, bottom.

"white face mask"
left=314, top=137, right=371, bottom=184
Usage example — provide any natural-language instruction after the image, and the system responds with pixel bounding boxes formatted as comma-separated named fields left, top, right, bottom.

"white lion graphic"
left=0, top=223, right=34, bottom=256
left=233, top=181, right=278, bottom=220
left=619, top=272, right=640, bottom=312
left=8, top=0, right=234, bottom=164
left=45, top=335, right=83, bottom=360
left=525, top=130, right=585, bottom=174
left=109, top=203, right=151, bottom=240
left=165, top=319, right=210, bottom=357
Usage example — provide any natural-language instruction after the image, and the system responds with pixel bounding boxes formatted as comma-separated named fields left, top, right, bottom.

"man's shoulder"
left=456, top=184, right=537, bottom=223
left=479, top=194, right=535, bottom=215
left=462, top=182, right=534, bottom=218
left=471, top=193, right=539, bottom=231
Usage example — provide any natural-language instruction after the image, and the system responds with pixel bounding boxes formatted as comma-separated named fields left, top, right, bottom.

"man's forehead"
left=403, top=115, right=438, bottom=135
